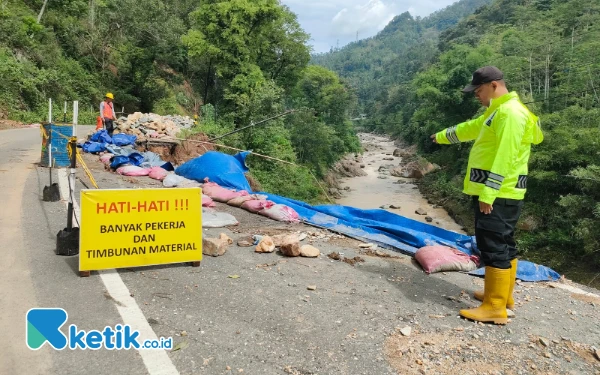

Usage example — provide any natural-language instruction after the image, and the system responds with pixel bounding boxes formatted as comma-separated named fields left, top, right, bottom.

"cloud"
left=281, top=0, right=458, bottom=53
left=331, top=0, right=397, bottom=38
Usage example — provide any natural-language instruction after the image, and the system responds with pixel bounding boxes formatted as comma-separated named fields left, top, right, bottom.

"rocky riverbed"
left=335, top=133, right=464, bottom=233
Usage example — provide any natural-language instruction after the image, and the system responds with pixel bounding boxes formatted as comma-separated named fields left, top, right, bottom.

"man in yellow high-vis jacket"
left=431, top=66, right=543, bottom=324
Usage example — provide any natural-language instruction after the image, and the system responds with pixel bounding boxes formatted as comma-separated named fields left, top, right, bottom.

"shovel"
left=42, top=138, right=60, bottom=202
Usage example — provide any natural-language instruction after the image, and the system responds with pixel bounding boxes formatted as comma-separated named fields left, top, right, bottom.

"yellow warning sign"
left=79, top=188, right=202, bottom=271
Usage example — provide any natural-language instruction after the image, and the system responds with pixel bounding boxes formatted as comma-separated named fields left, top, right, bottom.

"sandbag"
left=116, top=165, right=151, bottom=176
left=162, top=174, right=200, bottom=188
left=82, top=141, right=106, bottom=154
left=241, top=199, right=274, bottom=213
left=415, top=245, right=479, bottom=274
left=112, top=133, right=137, bottom=146
left=202, top=208, right=239, bottom=228
left=258, top=204, right=300, bottom=223
left=226, top=194, right=266, bottom=207
left=202, top=182, right=249, bottom=203
left=99, top=153, right=113, bottom=164
left=163, top=174, right=187, bottom=187
left=175, top=151, right=252, bottom=191
left=148, top=166, right=168, bottom=181
left=227, top=195, right=254, bottom=207
left=202, top=194, right=216, bottom=207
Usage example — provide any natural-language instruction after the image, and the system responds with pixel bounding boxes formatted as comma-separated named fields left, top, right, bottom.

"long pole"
left=67, top=139, right=77, bottom=230
left=73, top=101, right=79, bottom=137
left=48, top=98, right=53, bottom=180
left=67, top=101, right=79, bottom=229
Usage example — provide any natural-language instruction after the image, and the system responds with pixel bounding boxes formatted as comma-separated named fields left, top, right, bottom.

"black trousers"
left=104, top=119, right=114, bottom=136
left=472, top=196, right=523, bottom=269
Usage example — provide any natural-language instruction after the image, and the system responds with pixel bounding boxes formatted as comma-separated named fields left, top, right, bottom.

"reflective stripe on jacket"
left=435, top=91, right=544, bottom=205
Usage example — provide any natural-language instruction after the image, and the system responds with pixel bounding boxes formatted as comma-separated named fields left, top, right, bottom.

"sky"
left=281, top=0, right=458, bottom=53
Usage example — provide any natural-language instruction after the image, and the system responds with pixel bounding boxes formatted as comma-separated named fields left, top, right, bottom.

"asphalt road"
left=0, top=127, right=146, bottom=374
left=1, top=126, right=599, bottom=375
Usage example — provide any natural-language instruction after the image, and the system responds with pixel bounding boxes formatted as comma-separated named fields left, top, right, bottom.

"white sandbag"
left=202, top=208, right=239, bottom=228
left=163, top=173, right=187, bottom=187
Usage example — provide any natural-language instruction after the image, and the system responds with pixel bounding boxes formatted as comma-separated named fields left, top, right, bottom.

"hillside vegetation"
left=0, top=0, right=360, bottom=201
left=316, top=0, right=600, bottom=284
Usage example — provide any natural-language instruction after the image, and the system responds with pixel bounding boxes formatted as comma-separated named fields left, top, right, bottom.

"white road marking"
left=57, top=170, right=179, bottom=375
left=547, top=282, right=600, bottom=299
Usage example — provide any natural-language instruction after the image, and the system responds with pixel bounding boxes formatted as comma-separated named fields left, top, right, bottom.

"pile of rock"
left=254, top=233, right=321, bottom=258
left=332, top=155, right=367, bottom=178
left=115, top=112, right=194, bottom=142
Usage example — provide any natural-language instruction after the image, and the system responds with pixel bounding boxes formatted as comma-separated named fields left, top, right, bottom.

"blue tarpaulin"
left=168, top=151, right=561, bottom=282
left=469, top=260, right=561, bottom=282
left=128, top=152, right=145, bottom=166
left=112, top=133, right=137, bottom=146
left=90, top=129, right=112, bottom=144
left=176, top=151, right=252, bottom=191
left=82, top=141, right=106, bottom=154
left=110, top=155, right=130, bottom=169
left=259, top=194, right=559, bottom=281
left=89, top=130, right=136, bottom=146
left=84, top=131, right=171, bottom=170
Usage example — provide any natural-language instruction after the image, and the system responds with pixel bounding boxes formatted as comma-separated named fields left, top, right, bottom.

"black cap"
left=462, top=66, right=504, bottom=93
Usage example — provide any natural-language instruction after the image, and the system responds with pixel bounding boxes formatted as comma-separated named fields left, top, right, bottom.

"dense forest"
left=311, top=0, right=493, bottom=117
left=0, top=0, right=361, bottom=200
left=316, top=0, right=600, bottom=284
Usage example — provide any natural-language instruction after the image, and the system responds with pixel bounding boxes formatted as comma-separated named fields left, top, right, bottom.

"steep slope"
left=311, top=0, right=492, bottom=116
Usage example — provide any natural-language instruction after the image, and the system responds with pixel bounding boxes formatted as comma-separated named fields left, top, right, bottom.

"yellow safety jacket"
left=435, top=91, right=544, bottom=205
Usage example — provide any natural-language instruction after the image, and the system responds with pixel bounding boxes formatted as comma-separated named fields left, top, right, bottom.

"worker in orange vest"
left=100, top=93, right=116, bottom=136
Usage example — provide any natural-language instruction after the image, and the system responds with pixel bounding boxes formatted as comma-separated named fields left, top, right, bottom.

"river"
left=335, top=133, right=465, bottom=234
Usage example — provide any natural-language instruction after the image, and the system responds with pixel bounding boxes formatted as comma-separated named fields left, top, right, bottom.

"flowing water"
left=336, top=133, right=465, bottom=234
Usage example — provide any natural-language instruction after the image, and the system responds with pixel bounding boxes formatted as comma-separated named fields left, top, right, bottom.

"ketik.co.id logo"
left=26, top=308, right=172, bottom=350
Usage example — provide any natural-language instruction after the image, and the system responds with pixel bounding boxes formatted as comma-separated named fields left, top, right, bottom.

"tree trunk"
left=588, top=66, right=599, bottom=103
left=544, top=53, right=550, bottom=101
left=37, top=0, right=49, bottom=23
left=89, top=0, right=95, bottom=29
left=203, top=60, right=212, bottom=105
left=566, top=27, right=574, bottom=107
left=529, top=53, right=533, bottom=95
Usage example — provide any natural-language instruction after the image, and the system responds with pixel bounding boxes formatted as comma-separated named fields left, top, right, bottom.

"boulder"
left=272, top=233, right=298, bottom=247
left=300, top=245, right=320, bottom=258
left=280, top=234, right=301, bottom=257
left=255, top=236, right=275, bottom=253
left=202, top=233, right=232, bottom=257
left=390, top=161, right=438, bottom=179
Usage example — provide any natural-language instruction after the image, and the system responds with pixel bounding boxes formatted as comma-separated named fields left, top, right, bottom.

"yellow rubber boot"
left=460, top=267, right=510, bottom=324
left=473, top=259, right=517, bottom=309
